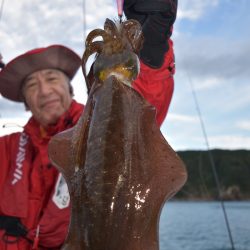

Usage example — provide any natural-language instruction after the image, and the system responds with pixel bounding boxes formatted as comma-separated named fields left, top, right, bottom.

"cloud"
left=175, top=37, right=250, bottom=81
left=172, top=20, right=250, bottom=117
left=187, top=76, right=222, bottom=91
left=208, top=135, right=250, bottom=149
left=0, top=0, right=116, bottom=61
left=167, top=113, right=199, bottom=123
left=177, top=0, right=219, bottom=20
left=236, top=121, right=250, bottom=131
left=162, top=130, right=250, bottom=151
left=0, top=95, right=28, bottom=118
left=70, top=70, right=88, bottom=104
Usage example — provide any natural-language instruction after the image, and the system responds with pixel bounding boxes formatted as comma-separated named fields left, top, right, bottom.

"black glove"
left=124, top=0, right=178, bottom=68
left=0, top=216, right=28, bottom=237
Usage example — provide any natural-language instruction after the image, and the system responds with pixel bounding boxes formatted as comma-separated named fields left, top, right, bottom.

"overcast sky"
left=0, top=0, right=249, bottom=151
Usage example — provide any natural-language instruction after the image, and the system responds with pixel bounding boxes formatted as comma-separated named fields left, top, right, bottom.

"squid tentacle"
left=104, top=18, right=119, bottom=38
left=85, top=29, right=110, bottom=48
left=82, top=19, right=143, bottom=94
left=82, top=41, right=103, bottom=92
left=121, top=20, right=144, bottom=54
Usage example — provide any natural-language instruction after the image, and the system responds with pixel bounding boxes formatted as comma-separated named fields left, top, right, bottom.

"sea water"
left=159, top=201, right=250, bottom=250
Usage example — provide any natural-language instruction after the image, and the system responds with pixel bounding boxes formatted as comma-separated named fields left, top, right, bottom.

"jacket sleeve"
left=132, top=39, right=175, bottom=127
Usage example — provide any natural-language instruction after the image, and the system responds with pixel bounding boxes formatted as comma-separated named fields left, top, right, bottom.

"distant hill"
left=174, top=149, right=250, bottom=200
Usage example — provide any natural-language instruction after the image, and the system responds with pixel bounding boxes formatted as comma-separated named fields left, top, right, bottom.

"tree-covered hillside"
left=175, top=150, right=250, bottom=200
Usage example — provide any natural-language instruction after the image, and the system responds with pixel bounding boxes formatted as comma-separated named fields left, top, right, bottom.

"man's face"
left=22, top=69, right=72, bottom=127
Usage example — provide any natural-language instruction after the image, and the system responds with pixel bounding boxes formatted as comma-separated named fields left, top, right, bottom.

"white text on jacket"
left=12, top=133, right=29, bottom=185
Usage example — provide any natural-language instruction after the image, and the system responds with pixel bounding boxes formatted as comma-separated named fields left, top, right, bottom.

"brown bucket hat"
left=0, top=45, right=81, bottom=102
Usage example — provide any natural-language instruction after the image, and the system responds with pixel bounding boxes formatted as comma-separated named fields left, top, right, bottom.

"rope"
left=0, top=0, right=5, bottom=23
left=185, top=68, right=235, bottom=250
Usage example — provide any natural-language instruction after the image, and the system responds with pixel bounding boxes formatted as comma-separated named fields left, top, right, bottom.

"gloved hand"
left=124, top=0, right=178, bottom=68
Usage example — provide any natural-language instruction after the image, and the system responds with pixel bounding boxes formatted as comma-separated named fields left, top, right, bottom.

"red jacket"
left=0, top=100, right=83, bottom=250
left=0, top=46, right=175, bottom=249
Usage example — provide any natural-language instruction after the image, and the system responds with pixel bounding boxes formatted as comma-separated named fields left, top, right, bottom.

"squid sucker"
left=48, top=18, right=187, bottom=250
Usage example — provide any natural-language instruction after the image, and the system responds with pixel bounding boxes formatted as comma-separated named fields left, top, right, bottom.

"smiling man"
left=0, top=1, right=178, bottom=249
left=22, top=69, right=73, bottom=127
left=0, top=45, right=84, bottom=250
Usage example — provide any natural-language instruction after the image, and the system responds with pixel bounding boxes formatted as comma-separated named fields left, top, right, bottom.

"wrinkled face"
left=22, top=69, right=72, bottom=127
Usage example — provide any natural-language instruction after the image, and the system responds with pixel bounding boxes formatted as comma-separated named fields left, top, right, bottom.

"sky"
left=0, top=0, right=249, bottom=151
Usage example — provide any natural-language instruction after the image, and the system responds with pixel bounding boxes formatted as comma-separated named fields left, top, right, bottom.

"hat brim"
left=0, top=45, right=81, bottom=102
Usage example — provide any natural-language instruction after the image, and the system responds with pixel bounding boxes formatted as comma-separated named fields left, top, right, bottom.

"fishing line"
left=198, top=151, right=210, bottom=198
left=185, top=66, right=235, bottom=250
left=82, top=0, right=86, bottom=44
left=0, top=0, right=5, bottom=23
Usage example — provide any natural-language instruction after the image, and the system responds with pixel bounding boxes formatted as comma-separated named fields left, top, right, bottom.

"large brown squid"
left=48, top=18, right=187, bottom=250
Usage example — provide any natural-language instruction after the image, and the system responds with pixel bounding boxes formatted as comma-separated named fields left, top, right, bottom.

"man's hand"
left=124, top=0, right=178, bottom=68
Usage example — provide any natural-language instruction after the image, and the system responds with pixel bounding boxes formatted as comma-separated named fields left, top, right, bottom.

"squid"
left=48, top=18, right=187, bottom=250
